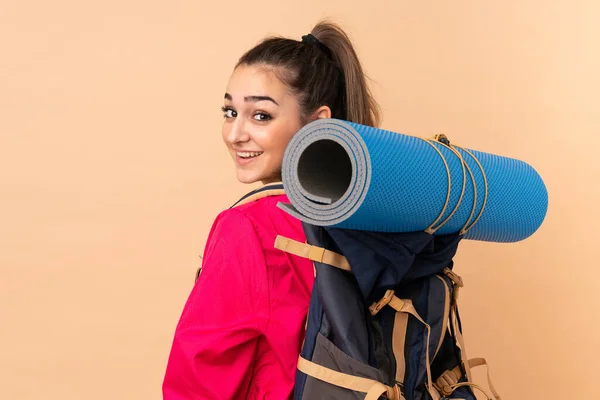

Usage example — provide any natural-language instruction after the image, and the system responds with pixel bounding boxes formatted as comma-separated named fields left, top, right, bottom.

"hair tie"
left=301, top=34, right=319, bottom=45
left=301, top=33, right=333, bottom=60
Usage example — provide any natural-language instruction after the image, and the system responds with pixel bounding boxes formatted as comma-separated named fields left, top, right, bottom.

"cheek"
left=221, top=124, right=230, bottom=144
left=250, top=129, right=278, bottom=152
left=259, top=121, right=301, bottom=153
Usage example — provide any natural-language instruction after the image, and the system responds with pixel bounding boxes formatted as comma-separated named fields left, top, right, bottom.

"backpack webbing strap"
left=297, top=356, right=404, bottom=400
left=370, top=292, right=441, bottom=400
left=392, top=311, right=409, bottom=384
left=434, top=358, right=501, bottom=400
left=442, top=272, right=501, bottom=400
left=273, top=235, right=352, bottom=272
left=451, top=303, right=472, bottom=382
left=443, top=268, right=464, bottom=304
left=443, top=269, right=475, bottom=387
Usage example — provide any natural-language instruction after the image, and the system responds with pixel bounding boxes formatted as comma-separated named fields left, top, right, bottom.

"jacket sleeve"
left=162, top=209, right=270, bottom=400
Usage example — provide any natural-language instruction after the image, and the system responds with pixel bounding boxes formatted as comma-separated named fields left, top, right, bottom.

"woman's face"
left=221, top=64, right=303, bottom=185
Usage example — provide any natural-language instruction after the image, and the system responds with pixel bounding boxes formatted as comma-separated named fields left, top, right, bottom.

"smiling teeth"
left=237, top=151, right=263, bottom=158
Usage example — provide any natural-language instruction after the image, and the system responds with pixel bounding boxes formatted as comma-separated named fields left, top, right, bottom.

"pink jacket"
left=162, top=186, right=315, bottom=399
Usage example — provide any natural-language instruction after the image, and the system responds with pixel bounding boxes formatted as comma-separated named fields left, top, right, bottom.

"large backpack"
left=274, top=222, right=502, bottom=400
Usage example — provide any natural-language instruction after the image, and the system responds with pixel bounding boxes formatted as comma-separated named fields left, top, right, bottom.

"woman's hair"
left=236, top=20, right=381, bottom=127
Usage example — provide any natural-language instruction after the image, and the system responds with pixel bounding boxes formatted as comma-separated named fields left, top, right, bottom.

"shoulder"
left=202, top=207, right=258, bottom=261
left=207, top=184, right=285, bottom=231
left=205, top=186, right=304, bottom=255
left=199, top=204, right=272, bottom=287
left=226, top=183, right=297, bottom=234
left=234, top=193, right=289, bottom=220
left=213, top=193, right=292, bottom=239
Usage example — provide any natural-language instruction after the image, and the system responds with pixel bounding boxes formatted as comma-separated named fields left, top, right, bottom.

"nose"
left=224, top=117, right=250, bottom=145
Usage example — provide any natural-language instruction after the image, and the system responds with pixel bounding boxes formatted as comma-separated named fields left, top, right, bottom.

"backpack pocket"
left=299, top=332, right=400, bottom=400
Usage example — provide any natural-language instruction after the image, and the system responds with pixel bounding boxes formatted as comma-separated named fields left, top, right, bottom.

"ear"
left=313, top=105, right=332, bottom=120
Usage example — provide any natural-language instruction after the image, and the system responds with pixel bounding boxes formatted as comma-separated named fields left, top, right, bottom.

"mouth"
left=235, top=150, right=264, bottom=165
left=236, top=151, right=264, bottom=159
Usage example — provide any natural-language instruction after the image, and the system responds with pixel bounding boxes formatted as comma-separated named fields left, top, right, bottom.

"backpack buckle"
left=387, top=383, right=402, bottom=400
left=443, top=268, right=464, bottom=288
left=443, top=268, right=464, bottom=304
left=434, top=366, right=461, bottom=396
left=369, top=289, right=395, bottom=315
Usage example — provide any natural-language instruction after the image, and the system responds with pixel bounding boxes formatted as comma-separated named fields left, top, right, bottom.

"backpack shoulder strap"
left=230, top=182, right=285, bottom=208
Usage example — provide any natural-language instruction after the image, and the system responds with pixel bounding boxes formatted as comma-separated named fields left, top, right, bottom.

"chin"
left=236, top=169, right=280, bottom=186
left=235, top=171, right=262, bottom=185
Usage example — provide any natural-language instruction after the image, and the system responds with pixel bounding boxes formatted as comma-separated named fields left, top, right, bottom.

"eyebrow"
left=224, top=93, right=279, bottom=106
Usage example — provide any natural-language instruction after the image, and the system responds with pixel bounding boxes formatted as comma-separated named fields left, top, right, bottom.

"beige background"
left=1, top=1, right=598, bottom=399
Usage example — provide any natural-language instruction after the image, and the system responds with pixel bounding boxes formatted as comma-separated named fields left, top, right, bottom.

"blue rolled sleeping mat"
left=278, top=119, right=548, bottom=242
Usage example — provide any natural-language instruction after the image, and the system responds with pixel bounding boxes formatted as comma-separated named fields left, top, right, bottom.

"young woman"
left=163, top=20, right=381, bottom=400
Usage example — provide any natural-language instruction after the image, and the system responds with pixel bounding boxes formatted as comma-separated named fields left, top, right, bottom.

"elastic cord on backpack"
left=423, top=136, right=468, bottom=234
left=454, top=145, right=489, bottom=235
left=418, top=134, right=488, bottom=236
left=419, top=137, right=453, bottom=234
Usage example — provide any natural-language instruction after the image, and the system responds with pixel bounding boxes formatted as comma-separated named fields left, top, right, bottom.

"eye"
left=253, top=112, right=272, bottom=121
left=221, top=106, right=236, bottom=119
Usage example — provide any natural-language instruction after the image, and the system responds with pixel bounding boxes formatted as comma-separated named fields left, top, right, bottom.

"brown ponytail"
left=310, top=21, right=381, bottom=127
left=236, top=20, right=381, bottom=127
